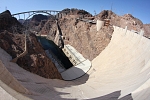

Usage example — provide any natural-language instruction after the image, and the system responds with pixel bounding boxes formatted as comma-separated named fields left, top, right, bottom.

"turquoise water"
left=37, top=36, right=73, bottom=69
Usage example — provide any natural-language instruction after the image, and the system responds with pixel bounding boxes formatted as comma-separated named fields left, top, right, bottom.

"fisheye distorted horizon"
left=0, top=0, right=150, bottom=24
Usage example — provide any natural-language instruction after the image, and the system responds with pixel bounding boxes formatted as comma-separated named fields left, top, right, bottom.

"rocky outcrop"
left=31, top=14, right=48, bottom=22
left=38, top=9, right=113, bottom=60
left=39, top=19, right=57, bottom=36
left=57, top=17, right=112, bottom=60
left=143, top=24, right=150, bottom=37
left=26, top=14, right=49, bottom=33
left=17, top=33, right=62, bottom=79
left=0, top=30, right=62, bottom=79
left=116, top=14, right=143, bottom=32
left=97, top=10, right=144, bottom=32
left=29, top=8, right=93, bottom=36
left=61, top=8, right=92, bottom=17
left=0, top=31, right=25, bottom=58
left=0, top=10, right=23, bottom=33
left=0, top=10, right=62, bottom=79
left=26, top=14, right=57, bottom=35
left=96, top=10, right=113, bottom=20
left=0, top=31, right=62, bottom=79
left=25, top=9, right=145, bottom=61
left=52, top=10, right=144, bottom=60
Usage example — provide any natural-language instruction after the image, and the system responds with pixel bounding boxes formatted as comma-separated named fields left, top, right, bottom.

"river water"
left=37, top=36, right=73, bottom=70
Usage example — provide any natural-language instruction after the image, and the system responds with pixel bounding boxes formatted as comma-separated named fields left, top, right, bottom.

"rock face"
left=0, top=31, right=25, bottom=58
left=26, top=14, right=49, bottom=33
left=31, top=14, right=48, bottom=22
left=96, top=10, right=113, bottom=20
left=20, top=9, right=147, bottom=61
left=42, top=10, right=145, bottom=60
left=61, top=8, right=92, bottom=17
left=0, top=10, right=62, bottom=79
left=17, top=33, right=62, bottom=79
left=0, top=10, right=23, bottom=33
left=39, top=19, right=57, bottom=36
left=143, top=24, right=150, bottom=37
left=97, top=10, right=143, bottom=32
left=38, top=9, right=113, bottom=60
left=35, top=10, right=109, bottom=60
left=57, top=17, right=112, bottom=60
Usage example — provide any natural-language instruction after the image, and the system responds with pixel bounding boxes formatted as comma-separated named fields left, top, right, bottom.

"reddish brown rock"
left=34, top=9, right=146, bottom=61
left=57, top=17, right=112, bottom=60
left=17, top=33, right=62, bottom=79
left=143, top=24, right=150, bottom=37
left=0, top=10, right=23, bottom=33
left=0, top=31, right=24, bottom=58
left=0, top=10, right=62, bottom=79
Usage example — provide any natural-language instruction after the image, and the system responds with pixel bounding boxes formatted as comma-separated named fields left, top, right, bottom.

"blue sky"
left=0, top=0, right=149, bottom=24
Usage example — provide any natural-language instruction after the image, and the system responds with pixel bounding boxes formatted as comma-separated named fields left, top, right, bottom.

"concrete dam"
left=1, top=26, right=150, bottom=100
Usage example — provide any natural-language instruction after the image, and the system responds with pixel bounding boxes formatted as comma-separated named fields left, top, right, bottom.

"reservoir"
left=37, top=36, right=73, bottom=70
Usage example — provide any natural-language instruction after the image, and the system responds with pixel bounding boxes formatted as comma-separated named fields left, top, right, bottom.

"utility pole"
left=94, top=10, right=96, bottom=16
left=131, top=7, right=134, bottom=15
left=5, top=6, right=7, bottom=11
left=100, top=6, right=103, bottom=12
left=111, top=2, right=113, bottom=11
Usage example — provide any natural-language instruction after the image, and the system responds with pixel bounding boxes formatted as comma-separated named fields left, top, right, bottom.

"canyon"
left=0, top=8, right=150, bottom=100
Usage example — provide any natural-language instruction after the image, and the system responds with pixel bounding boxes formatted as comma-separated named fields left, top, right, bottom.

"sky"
left=0, top=0, right=150, bottom=24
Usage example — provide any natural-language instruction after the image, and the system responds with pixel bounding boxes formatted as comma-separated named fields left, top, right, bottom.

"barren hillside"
left=38, top=9, right=145, bottom=60
left=0, top=10, right=62, bottom=79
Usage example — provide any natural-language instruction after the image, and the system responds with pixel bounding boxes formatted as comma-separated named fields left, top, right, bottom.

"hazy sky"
left=0, top=0, right=149, bottom=24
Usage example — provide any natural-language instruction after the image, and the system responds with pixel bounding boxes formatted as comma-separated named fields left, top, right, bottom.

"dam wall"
left=1, top=26, right=150, bottom=99
left=90, top=26, right=150, bottom=99
left=0, top=59, right=31, bottom=100
left=61, top=44, right=91, bottom=80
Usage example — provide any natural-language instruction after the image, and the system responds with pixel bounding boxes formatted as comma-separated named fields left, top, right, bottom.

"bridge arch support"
left=12, top=10, right=64, bottom=23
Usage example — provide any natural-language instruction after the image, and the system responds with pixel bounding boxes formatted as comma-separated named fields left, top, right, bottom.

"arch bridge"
left=12, top=10, right=67, bottom=20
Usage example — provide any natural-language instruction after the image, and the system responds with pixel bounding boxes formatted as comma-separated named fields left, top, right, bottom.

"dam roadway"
left=0, top=26, right=150, bottom=99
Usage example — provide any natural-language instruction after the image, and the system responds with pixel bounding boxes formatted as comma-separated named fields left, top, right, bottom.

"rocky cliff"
left=57, top=16, right=113, bottom=60
left=97, top=10, right=143, bottom=32
left=0, top=10, right=23, bottom=33
left=37, top=10, right=112, bottom=60
left=143, top=24, right=150, bottom=37
left=15, top=9, right=148, bottom=61
left=17, top=33, right=62, bottom=79
left=0, top=10, right=62, bottom=79
left=42, top=9, right=147, bottom=60
left=0, top=31, right=25, bottom=58
left=60, top=8, right=92, bottom=17
left=0, top=8, right=148, bottom=79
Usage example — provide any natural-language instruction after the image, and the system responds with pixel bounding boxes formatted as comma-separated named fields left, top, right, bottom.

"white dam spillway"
left=1, top=26, right=150, bottom=99
left=61, top=44, right=91, bottom=80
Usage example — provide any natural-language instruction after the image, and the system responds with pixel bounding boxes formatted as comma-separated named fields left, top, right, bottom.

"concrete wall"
left=96, top=20, right=104, bottom=31
left=61, top=59, right=91, bottom=80
left=1, top=25, right=150, bottom=99
left=61, top=44, right=91, bottom=80
left=63, top=45, right=86, bottom=66
left=90, top=26, right=150, bottom=99
left=0, top=60, right=31, bottom=100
